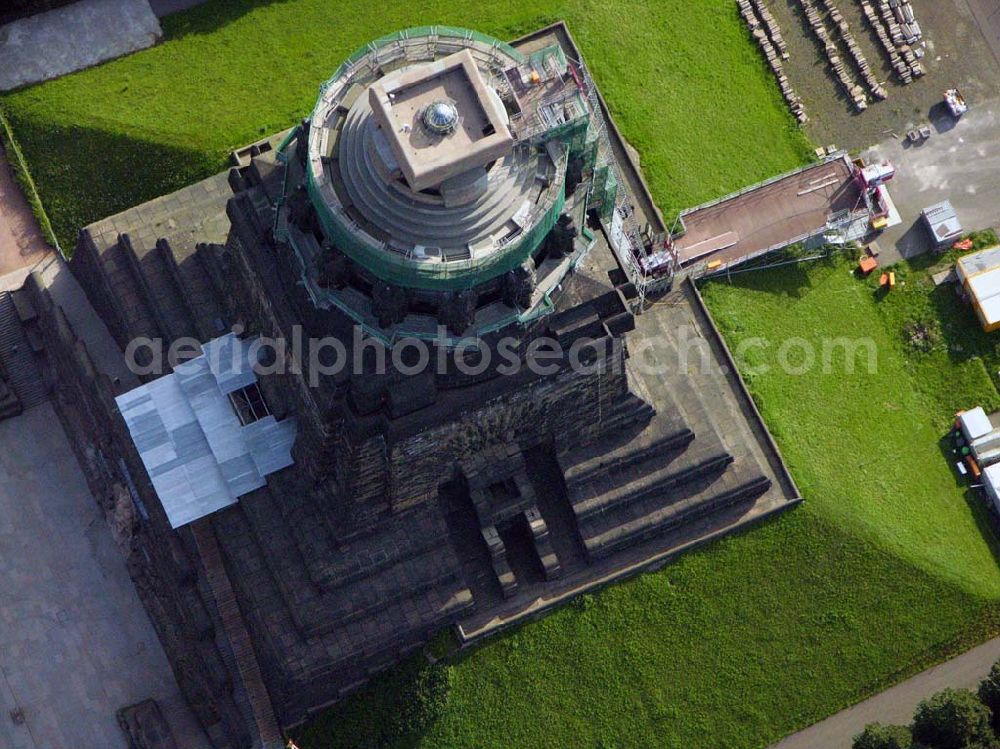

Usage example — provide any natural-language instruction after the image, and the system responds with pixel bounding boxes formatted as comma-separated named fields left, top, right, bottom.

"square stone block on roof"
left=368, top=49, right=514, bottom=191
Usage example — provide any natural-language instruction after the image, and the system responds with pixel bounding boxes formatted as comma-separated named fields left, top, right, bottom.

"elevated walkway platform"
left=674, top=156, right=867, bottom=275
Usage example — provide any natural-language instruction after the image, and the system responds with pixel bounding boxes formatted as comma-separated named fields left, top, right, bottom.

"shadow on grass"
left=938, top=432, right=976, bottom=490
left=292, top=653, right=449, bottom=749
left=899, top=248, right=946, bottom=275
left=873, top=247, right=1000, bottom=373
left=699, top=254, right=818, bottom=299
left=943, top=428, right=1000, bottom=570
left=2, top=111, right=226, bottom=251
left=967, top=491, right=1000, bottom=573
left=160, top=0, right=295, bottom=40
left=927, top=281, right=1000, bottom=370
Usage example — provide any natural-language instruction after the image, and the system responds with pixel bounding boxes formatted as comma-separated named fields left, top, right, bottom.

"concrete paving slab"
left=864, top=99, right=1000, bottom=264
left=0, top=402, right=208, bottom=749
left=0, top=0, right=162, bottom=91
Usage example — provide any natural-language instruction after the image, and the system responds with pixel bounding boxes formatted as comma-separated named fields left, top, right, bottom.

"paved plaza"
left=0, top=0, right=161, bottom=91
left=0, top=403, right=207, bottom=749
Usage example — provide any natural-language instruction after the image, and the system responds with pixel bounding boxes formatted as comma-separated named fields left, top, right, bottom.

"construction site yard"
left=763, top=0, right=1000, bottom=150
left=864, top=100, right=1000, bottom=261
left=5, top=0, right=1000, bottom=748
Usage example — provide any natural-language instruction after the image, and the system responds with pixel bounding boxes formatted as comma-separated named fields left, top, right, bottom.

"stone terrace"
left=61, top=21, right=803, bottom=732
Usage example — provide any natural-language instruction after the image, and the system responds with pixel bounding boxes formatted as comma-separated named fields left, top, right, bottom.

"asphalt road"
left=771, top=637, right=1000, bottom=749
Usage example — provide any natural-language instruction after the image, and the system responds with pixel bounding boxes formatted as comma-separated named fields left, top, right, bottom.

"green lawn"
left=705, top=257, right=1000, bottom=598
left=5, top=0, right=1000, bottom=747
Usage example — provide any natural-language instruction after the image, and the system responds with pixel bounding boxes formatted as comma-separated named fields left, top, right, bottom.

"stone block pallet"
left=801, top=0, right=869, bottom=111
left=820, top=0, right=888, bottom=100
left=738, top=0, right=809, bottom=123
left=860, top=0, right=925, bottom=84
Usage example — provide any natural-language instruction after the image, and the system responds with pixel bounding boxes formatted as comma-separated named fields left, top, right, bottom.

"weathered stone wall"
left=70, top=232, right=131, bottom=352
left=22, top=272, right=254, bottom=749
left=223, top=189, right=636, bottom=520
left=386, top=344, right=629, bottom=510
left=221, top=197, right=349, bottom=486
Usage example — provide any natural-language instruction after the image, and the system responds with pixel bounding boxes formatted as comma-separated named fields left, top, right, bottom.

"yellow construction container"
left=957, top=246, right=1000, bottom=332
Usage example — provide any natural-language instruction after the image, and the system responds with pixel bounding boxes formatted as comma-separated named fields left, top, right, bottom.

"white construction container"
left=984, top=463, right=1000, bottom=515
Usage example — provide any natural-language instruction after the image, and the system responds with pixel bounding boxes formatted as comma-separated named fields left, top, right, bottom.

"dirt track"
left=763, top=0, right=1000, bottom=150
left=0, top=144, right=49, bottom=277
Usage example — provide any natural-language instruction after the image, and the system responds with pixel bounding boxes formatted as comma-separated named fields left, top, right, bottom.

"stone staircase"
left=226, top=481, right=472, bottom=656
left=558, top=377, right=771, bottom=561
left=156, top=238, right=229, bottom=342
left=0, top=290, right=47, bottom=409
left=73, top=172, right=234, bottom=370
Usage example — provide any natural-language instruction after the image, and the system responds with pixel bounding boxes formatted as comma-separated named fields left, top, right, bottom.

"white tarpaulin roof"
left=957, top=246, right=1000, bottom=284
left=967, top=270, right=1000, bottom=302
left=980, top=295, right=1000, bottom=327
left=965, top=266, right=1000, bottom=326
left=956, top=246, right=1000, bottom=327
left=116, top=334, right=297, bottom=528
left=959, top=407, right=993, bottom=441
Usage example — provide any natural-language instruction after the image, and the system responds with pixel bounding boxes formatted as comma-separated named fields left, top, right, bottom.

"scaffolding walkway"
left=672, top=154, right=869, bottom=278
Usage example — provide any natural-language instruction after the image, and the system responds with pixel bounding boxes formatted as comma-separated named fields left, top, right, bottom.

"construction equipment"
left=859, top=160, right=896, bottom=188
left=945, top=88, right=968, bottom=117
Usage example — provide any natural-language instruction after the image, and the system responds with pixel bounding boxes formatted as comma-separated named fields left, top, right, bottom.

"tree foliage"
left=911, top=689, right=997, bottom=749
left=853, top=722, right=914, bottom=749
left=978, top=660, right=1000, bottom=734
